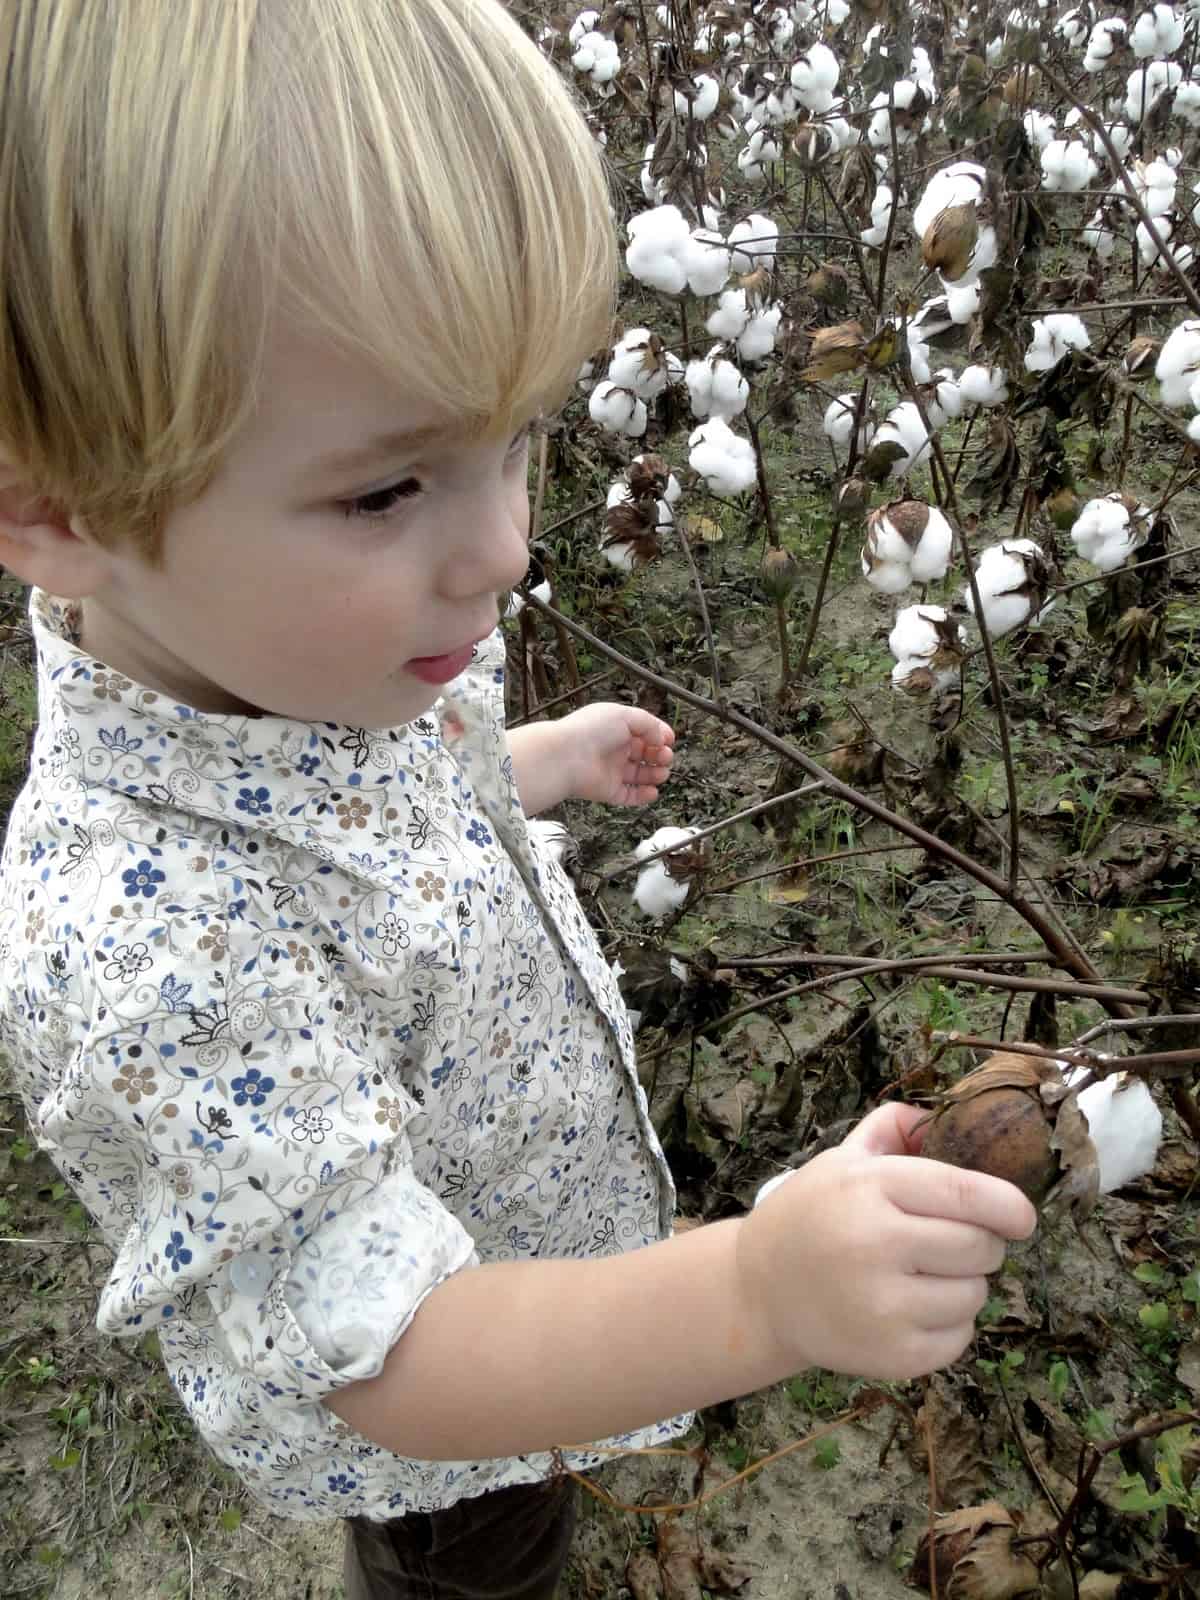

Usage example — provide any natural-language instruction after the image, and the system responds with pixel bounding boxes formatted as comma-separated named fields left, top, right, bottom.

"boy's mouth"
left=403, top=641, right=478, bottom=685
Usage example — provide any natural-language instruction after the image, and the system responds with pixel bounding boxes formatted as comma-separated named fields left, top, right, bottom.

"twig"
left=598, top=780, right=826, bottom=880
left=674, top=517, right=723, bottom=705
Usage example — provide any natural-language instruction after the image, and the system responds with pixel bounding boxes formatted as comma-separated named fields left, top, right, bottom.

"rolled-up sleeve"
left=38, top=903, right=478, bottom=1406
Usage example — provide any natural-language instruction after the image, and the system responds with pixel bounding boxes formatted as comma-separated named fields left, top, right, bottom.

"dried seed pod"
left=921, top=201, right=980, bottom=282
left=917, top=1052, right=1072, bottom=1205
left=1123, top=335, right=1162, bottom=378
left=760, top=546, right=799, bottom=600
left=800, top=320, right=866, bottom=382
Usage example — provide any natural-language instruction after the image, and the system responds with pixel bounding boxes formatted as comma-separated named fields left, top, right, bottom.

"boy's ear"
left=0, top=476, right=112, bottom=598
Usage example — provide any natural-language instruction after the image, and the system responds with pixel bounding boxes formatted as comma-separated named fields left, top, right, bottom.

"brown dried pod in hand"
left=916, top=1052, right=1100, bottom=1214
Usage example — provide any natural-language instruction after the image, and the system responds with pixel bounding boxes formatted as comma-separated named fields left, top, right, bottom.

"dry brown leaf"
left=700, top=1078, right=761, bottom=1143
left=1047, top=1091, right=1101, bottom=1223
left=912, top=1503, right=1042, bottom=1600
left=914, top=1376, right=989, bottom=1507
left=626, top=1543, right=663, bottom=1600
left=657, top=1517, right=753, bottom=1600
left=1176, top=1338, right=1200, bottom=1397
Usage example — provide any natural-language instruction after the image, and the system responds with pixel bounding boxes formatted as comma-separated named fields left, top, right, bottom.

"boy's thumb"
left=839, top=1101, right=929, bottom=1158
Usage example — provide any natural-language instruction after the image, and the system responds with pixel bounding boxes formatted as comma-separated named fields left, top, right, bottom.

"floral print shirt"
left=0, top=588, right=691, bottom=1521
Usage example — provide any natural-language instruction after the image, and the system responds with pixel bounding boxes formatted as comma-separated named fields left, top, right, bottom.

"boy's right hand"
left=735, top=1102, right=1038, bottom=1382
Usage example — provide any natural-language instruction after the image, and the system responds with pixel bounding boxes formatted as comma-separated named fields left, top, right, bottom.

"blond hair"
left=0, top=0, right=616, bottom=565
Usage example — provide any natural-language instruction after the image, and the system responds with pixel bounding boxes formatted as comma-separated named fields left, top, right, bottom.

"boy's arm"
left=506, top=704, right=674, bottom=816
left=324, top=1106, right=1036, bottom=1460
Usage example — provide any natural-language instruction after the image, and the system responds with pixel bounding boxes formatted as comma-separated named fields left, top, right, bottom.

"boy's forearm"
left=505, top=721, right=573, bottom=815
left=324, top=1218, right=790, bottom=1460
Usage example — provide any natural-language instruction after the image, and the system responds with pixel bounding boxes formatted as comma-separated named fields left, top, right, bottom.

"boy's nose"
left=439, top=489, right=530, bottom=600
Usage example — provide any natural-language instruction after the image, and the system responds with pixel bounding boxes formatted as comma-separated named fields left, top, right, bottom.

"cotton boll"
left=1083, top=17, right=1128, bottom=72
left=1057, top=6, right=1091, bottom=47
left=569, top=9, right=601, bottom=46
left=1154, top=318, right=1200, bottom=404
left=862, top=554, right=913, bottom=594
left=1023, top=109, right=1058, bottom=152
left=738, top=126, right=782, bottom=181
left=958, top=364, right=1010, bottom=407
left=911, top=297, right=955, bottom=341
left=1131, top=4, right=1185, bottom=59
left=912, top=161, right=987, bottom=241
left=735, top=304, right=783, bottom=361
left=589, top=381, right=648, bottom=437
left=504, top=578, right=552, bottom=618
left=964, top=540, right=1050, bottom=637
left=824, top=392, right=867, bottom=449
left=684, top=229, right=732, bottom=297
left=572, top=30, right=621, bottom=84
left=931, top=372, right=965, bottom=421
left=945, top=278, right=982, bottom=325
left=1025, top=313, right=1091, bottom=372
left=888, top=603, right=966, bottom=676
left=705, top=289, right=751, bottom=343
left=688, top=418, right=757, bottom=496
left=526, top=818, right=575, bottom=866
left=631, top=453, right=682, bottom=504
left=674, top=73, right=720, bottom=120
left=1133, top=156, right=1178, bottom=215
left=1082, top=207, right=1118, bottom=260
left=910, top=507, right=956, bottom=581
left=626, top=205, right=692, bottom=294
left=1070, top=493, right=1151, bottom=570
left=1041, top=138, right=1099, bottom=192
left=607, top=329, right=681, bottom=401
left=728, top=213, right=779, bottom=273
left=790, top=41, right=840, bottom=109
left=1174, top=78, right=1200, bottom=125
left=908, top=336, right=932, bottom=386
left=1125, top=60, right=1183, bottom=122
left=860, top=183, right=894, bottom=249
left=633, top=825, right=701, bottom=918
left=1063, top=1068, right=1164, bottom=1192
left=685, top=349, right=749, bottom=420
left=640, top=143, right=667, bottom=205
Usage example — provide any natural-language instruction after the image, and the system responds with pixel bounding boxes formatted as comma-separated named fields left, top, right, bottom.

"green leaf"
left=1115, top=1472, right=1167, bottom=1514
left=1084, top=1409, right=1115, bottom=1442
left=814, top=1438, right=841, bottom=1471
left=1180, top=1269, right=1200, bottom=1305
left=50, top=1448, right=80, bottom=1471
left=1133, top=1262, right=1166, bottom=1286
left=218, top=1507, right=243, bottom=1533
left=1048, top=1360, right=1070, bottom=1404
left=1139, top=1301, right=1171, bottom=1333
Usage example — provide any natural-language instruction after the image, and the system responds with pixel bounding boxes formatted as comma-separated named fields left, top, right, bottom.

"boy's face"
left=76, top=320, right=534, bottom=728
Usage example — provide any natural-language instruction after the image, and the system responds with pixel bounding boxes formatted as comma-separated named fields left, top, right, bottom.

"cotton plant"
left=602, top=469, right=676, bottom=572
left=1153, top=318, right=1200, bottom=403
left=861, top=500, right=955, bottom=594
left=861, top=183, right=894, bottom=249
left=888, top=604, right=967, bottom=694
left=633, top=826, right=703, bottom=918
left=1131, top=4, right=1185, bottom=57
left=1083, top=17, right=1128, bottom=72
left=688, top=417, right=757, bottom=497
left=588, top=381, right=648, bottom=438
left=705, top=288, right=782, bottom=361
left=606, top=328, right=684, bottom=402
left=674, top=74, right=721, bottom=121
left=737, top=124, right=782, bottom=181
left=866, top=79, right=933, bottom=149
left=685, top=346, right=750, bottom=420
left=1082, top=206, right=1119, bottom=260
left=963, top=539, right=1053, bottom=637
left=1024, top=313, right=1091, bottom=371
left=1070, top=493, right=1152, bottom=571
left=1057, top=6, right=1092, bottom=48
left=571, top=29, right=620, bottom=85
left=958, top=364, right=1011, bottom=408
left=789, top=41, right=840, bottom=113
left=1040, top=139, right=1099, bottom=192
left=1023, top=109, right=1058, bottom=152
left=727, top=213, right=778, bottom=273
left=823, top=392, right=876, bottom=454
left=1062, top=1065, right=1164, bottom=1193
left=1131, top=156, right=1178, bottom=215
left=869, top=400, right=937, bottom=479
left=1125, top=60, right=1184, bottom=122
left=913, top=163, right=995, bottom=284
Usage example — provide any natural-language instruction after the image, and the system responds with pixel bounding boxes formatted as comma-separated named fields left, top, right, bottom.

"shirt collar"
left=27, top=586, right=499, bottom=875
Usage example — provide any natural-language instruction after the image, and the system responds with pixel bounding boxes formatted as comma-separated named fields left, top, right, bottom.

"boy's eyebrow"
left=304, top=423, right=468, bottom=485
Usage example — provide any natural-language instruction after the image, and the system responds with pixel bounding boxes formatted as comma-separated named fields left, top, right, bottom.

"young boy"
left=0, top=3, right=1035, bottom=1596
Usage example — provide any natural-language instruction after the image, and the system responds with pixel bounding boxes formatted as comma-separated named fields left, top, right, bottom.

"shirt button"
left=229, top=1252, right=273, bottom=1296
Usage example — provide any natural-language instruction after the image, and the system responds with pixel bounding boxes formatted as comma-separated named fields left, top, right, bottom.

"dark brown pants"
left=342, top=1476, right=580, bottom=1600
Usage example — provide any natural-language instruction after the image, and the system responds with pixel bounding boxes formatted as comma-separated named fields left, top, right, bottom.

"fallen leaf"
left=914, top=1375, right=989, bottom=1507
left=626, top=1544, right=663, bottom=1600
left=657, top=1517, right=753, bottom=1600
left=911, top=1502, right=1039, bottom=1600
left=1177, top=1339, right=1200, bottom=1398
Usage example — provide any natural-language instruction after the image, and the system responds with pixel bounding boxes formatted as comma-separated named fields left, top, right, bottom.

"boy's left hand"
left=562, top=703, right=675, bottom=806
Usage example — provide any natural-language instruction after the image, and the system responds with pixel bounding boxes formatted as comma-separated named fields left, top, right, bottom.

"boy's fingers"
left=839, top=1101, right=929, bottom=1158
left=884, top=1157, right=1038, bottom=1242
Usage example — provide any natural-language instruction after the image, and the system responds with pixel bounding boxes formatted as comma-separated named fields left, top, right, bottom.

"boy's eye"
left=342, top=478, right=424, bottom=520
